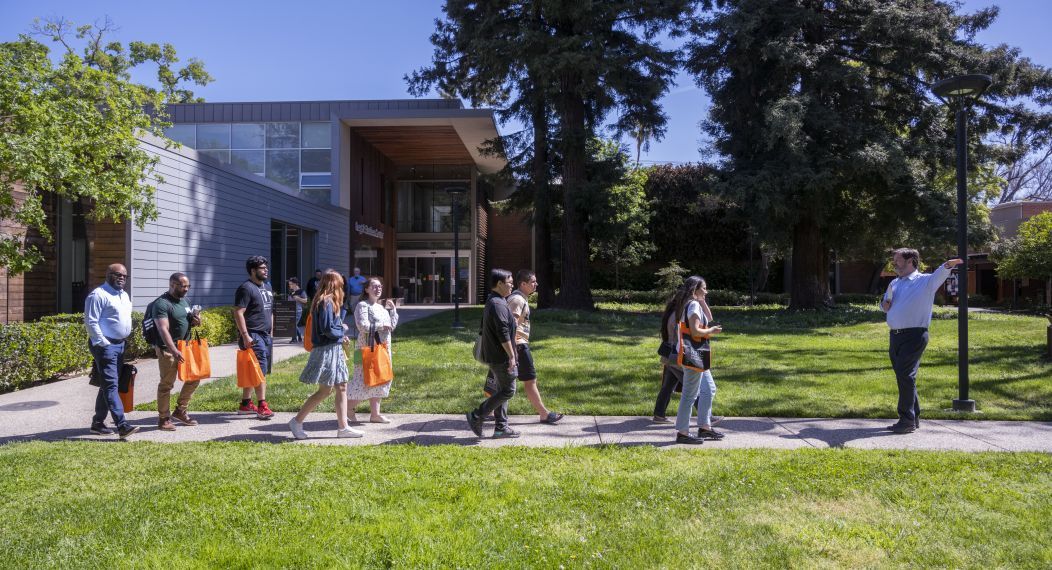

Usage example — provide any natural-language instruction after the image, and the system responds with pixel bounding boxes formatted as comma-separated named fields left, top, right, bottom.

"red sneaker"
left=238, top=401, right=259, bottom=415
left=257, top=401, right=274, bottom=420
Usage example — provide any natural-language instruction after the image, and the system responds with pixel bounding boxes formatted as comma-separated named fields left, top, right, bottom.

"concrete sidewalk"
left=1, top=306, right=1049, bottom=452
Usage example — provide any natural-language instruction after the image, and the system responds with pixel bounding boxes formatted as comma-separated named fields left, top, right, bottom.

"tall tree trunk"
left=553, top=83, right=594, bottom=310
left=789, top=216, right=831, bottom=310
left=531, top=97, right=556, bottom=308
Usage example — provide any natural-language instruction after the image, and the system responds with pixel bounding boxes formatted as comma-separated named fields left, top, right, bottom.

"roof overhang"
left=337, top=108, right=506, bottom=174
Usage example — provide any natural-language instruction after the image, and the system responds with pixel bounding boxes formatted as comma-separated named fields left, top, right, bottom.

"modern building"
left=0, top=99, right=536, bottom=322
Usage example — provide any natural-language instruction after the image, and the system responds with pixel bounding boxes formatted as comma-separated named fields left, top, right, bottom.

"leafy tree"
left=412, top=0, right=692, bottom=310
left=1, top=22, right=211, bottom=273
left=586, top=141, right=655, bottom=288
left=686, top=0, right=1052, bottom=309
left=993, top=211, right=1052, bottom=305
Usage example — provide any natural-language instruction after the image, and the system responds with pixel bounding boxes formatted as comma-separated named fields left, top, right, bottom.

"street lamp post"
left=931, top=73, right=992, bottom=413
left=446, top=187, right=466, bottom=329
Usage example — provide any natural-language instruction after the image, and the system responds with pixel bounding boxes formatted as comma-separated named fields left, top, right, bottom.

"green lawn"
left=0, top=442, right=1048, bottom=568
left=170, top=304, right=1052, bottom=420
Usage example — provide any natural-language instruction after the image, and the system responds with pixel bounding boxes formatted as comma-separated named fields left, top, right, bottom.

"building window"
left=397, top=181, right=471, bottom=233
left=166, top=121, right=332, bottom=204
left=354, top=246, right=382, bottom=277
left=271, top=220, right=317, bottom=296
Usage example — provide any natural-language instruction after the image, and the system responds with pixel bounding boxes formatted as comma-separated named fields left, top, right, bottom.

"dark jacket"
left=310, top=301, right=346, bottom=348
left=480, top=291, right=516, bottom=365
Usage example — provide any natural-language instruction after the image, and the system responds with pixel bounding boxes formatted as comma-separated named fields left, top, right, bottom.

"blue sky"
left=1, top=0, right=1048, bottom=165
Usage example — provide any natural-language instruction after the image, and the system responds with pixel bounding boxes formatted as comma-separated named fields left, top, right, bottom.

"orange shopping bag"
left=236, top=348, right=265, bottom=388
left=303, top=312, right=313, bottom=352
left=177, top=332, right=211, bottom=381
left=361, top=342, right=393, bottom=387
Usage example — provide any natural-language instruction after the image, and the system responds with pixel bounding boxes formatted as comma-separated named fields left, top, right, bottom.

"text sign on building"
left=355, top=222, right=384, bottom=240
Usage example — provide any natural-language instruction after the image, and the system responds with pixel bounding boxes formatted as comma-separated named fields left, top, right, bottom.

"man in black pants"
left=880, top=248, right=962, bottom=434
left=466, top=268, right=520, bottom=439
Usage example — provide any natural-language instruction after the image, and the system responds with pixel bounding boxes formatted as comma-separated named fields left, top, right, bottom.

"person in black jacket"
left=466, top=268, right=520, bottom=438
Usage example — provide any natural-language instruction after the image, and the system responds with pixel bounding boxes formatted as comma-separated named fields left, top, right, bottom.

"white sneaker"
left=289, top=418, right=308, bottom=440
left=337, top=427, right=364, bottom=438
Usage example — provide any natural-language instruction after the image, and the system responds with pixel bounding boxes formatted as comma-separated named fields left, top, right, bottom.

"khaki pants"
left=156, top=347, right=200, bottom=419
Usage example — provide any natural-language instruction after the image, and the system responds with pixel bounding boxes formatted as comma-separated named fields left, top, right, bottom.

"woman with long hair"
left=288, top=270, right=362, bottom=439
left=671, top=275, right=724, bottom=444
left=347, top=276, right=399, bottom=423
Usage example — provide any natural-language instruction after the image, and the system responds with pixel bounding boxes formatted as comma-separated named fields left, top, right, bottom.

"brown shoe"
left=172, top=407, right=199, bottom=426
left=158, top=418, right=176, bottom=431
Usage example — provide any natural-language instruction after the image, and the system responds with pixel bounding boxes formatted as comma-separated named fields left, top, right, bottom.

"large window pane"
left=231, top=150, right=265, bottom=175
left=164, top=124, right=196, bottom=148
left=231, top=123, right=265, bottom=149
left=266, top=122, right=299, bottom=148
left=301, top=187, right=331, bottom=205
left=301, top=149, right=331, bottom=173
left=197, top=124, right=231, bottom=150
left=198, top=149, right=230, bottom=165
left=302, top=122, right=331, bottom=148
left=266, top=150, right=299, bottom=188
left=300, top=173, right=331, bottom=187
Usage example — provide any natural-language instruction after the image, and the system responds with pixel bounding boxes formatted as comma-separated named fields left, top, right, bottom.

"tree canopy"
left=0, top=21, right=211, bottom=273
left=686, top=0, right=1052, bottom=309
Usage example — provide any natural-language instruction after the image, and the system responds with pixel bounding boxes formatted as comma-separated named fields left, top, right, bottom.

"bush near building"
left=0, top=306, right=237, bottom=392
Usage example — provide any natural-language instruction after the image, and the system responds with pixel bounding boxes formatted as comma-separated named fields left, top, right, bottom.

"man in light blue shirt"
left=880, top=248, right=962, bottom=434
left=84, top=263, right=138, bottom=439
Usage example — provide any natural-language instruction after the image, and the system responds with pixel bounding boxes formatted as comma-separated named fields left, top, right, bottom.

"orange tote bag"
left=236, top=348, right=265, bottom=388
left=361, top=342, right=394, bottom=387
left=303, top=312, right=314, bottom=352
left=177, top=332, right=211, bottom=381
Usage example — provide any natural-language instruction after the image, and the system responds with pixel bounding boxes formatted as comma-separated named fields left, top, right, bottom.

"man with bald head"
left=84, top=263, right=139, bottom=439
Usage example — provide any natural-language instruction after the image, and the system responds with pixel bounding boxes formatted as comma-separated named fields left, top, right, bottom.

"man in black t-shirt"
left=232, top=255, right=276, bottom=419
left=305, top=269, right=322, bottom=299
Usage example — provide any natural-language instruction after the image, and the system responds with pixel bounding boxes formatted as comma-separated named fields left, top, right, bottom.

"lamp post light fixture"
left=931, top=73, right=993, bottom=413
left=446, top=186, right=466, bottom=330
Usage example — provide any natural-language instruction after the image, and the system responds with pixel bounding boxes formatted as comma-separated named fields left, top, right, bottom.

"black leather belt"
left=890, top=327, right=926, bottom=334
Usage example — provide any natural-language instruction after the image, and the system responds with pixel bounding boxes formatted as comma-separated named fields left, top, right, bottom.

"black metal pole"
left=953, top=105, right=975, bottom=412
left=451, top=198, right=464, bottom=329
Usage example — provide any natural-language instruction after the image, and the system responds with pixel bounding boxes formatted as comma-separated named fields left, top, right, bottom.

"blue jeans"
left=91, top=341, right=128, bottom=428
left=676, top=369, right=717, bottom=432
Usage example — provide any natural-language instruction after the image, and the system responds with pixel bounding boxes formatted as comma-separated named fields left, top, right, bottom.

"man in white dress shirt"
left=880, top=248, right=963, bottom=434
left=84, top=263, right=139, bottom=439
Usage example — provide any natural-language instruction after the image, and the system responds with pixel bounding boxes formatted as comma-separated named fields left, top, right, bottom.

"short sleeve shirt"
left=347, top=275, right=368, bottom=296
left=152, top=293, right=191, bottom=344
left=235, top=280, right=274, bottom=333
left=685, top=300, right=708, bottom=327
left=508, top=290, right=530, bottom=344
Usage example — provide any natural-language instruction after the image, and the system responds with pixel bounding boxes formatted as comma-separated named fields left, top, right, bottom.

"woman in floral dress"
left=348, top=277, right=398, bottom=423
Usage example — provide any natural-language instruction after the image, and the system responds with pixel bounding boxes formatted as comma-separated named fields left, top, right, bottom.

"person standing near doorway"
left=288, top=277, right=308, bottom=343
left=232, top=255, right=276, bottom=420
left=84, top=263, right=138, bottom=439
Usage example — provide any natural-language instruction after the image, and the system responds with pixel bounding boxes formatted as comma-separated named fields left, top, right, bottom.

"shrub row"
left=0, top=306, right=237, bottom=392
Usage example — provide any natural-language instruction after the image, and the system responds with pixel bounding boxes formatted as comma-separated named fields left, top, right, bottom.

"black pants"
left=888, top=328, right=928, bottom=426
left=653, top=365, right=701, bottom=418
left=475, top=364, right=517, bottom=431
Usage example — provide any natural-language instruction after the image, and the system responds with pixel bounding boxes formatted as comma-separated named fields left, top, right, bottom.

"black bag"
left=118, top=363, right=137, bottom=393
left=141, top=298, right=161, bottom=346
left=676, top=306, right=712, bottom=372
left=657, top=341, right=673, bottom=358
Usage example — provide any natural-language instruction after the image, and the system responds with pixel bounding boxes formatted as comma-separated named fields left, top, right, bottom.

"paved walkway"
left=1, top=306, right=1049, bottom=452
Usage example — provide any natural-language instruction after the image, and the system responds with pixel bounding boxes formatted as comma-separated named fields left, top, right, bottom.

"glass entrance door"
left=396, top=252, right=470, bottom=304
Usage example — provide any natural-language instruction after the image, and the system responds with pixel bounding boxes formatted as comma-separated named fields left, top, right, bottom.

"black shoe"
left=90, top=423, right=113, bottom=435
left=466, top=412, right=484, bottom=437
left=492, top=426, right=521, bottom=439
left=889, top=423, right=917, bottom=434
left=482, top=414, right=495, bottom=422
left=676, top=432, right=704, bottom=445
left=697, top=427, right=725, bottom=441
left=117, top=425, right=140, bottom=440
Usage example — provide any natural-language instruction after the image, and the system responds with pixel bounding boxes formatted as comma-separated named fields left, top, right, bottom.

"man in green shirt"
left=153, top=272, right=202, bottom=431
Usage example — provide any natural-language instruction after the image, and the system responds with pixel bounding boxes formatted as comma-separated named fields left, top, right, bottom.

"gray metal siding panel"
left=130, top=142, right=351, bottom=311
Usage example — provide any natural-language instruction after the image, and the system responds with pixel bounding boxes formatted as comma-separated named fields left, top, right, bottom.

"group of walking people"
left=83, top=248, right=959, bottom=442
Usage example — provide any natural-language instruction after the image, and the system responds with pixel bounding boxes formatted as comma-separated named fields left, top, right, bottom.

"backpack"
left=141, top=298, right=161, bottom=346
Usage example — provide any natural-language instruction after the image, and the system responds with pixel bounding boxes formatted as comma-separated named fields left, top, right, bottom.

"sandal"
left=540, top=411, right=564, bottom=424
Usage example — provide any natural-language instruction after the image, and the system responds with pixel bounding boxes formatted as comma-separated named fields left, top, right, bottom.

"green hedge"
left=0, top=306, right=237, bottom=392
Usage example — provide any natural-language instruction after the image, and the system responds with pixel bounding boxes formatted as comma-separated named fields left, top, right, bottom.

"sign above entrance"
left=355, top=222, right=384, bottom=240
